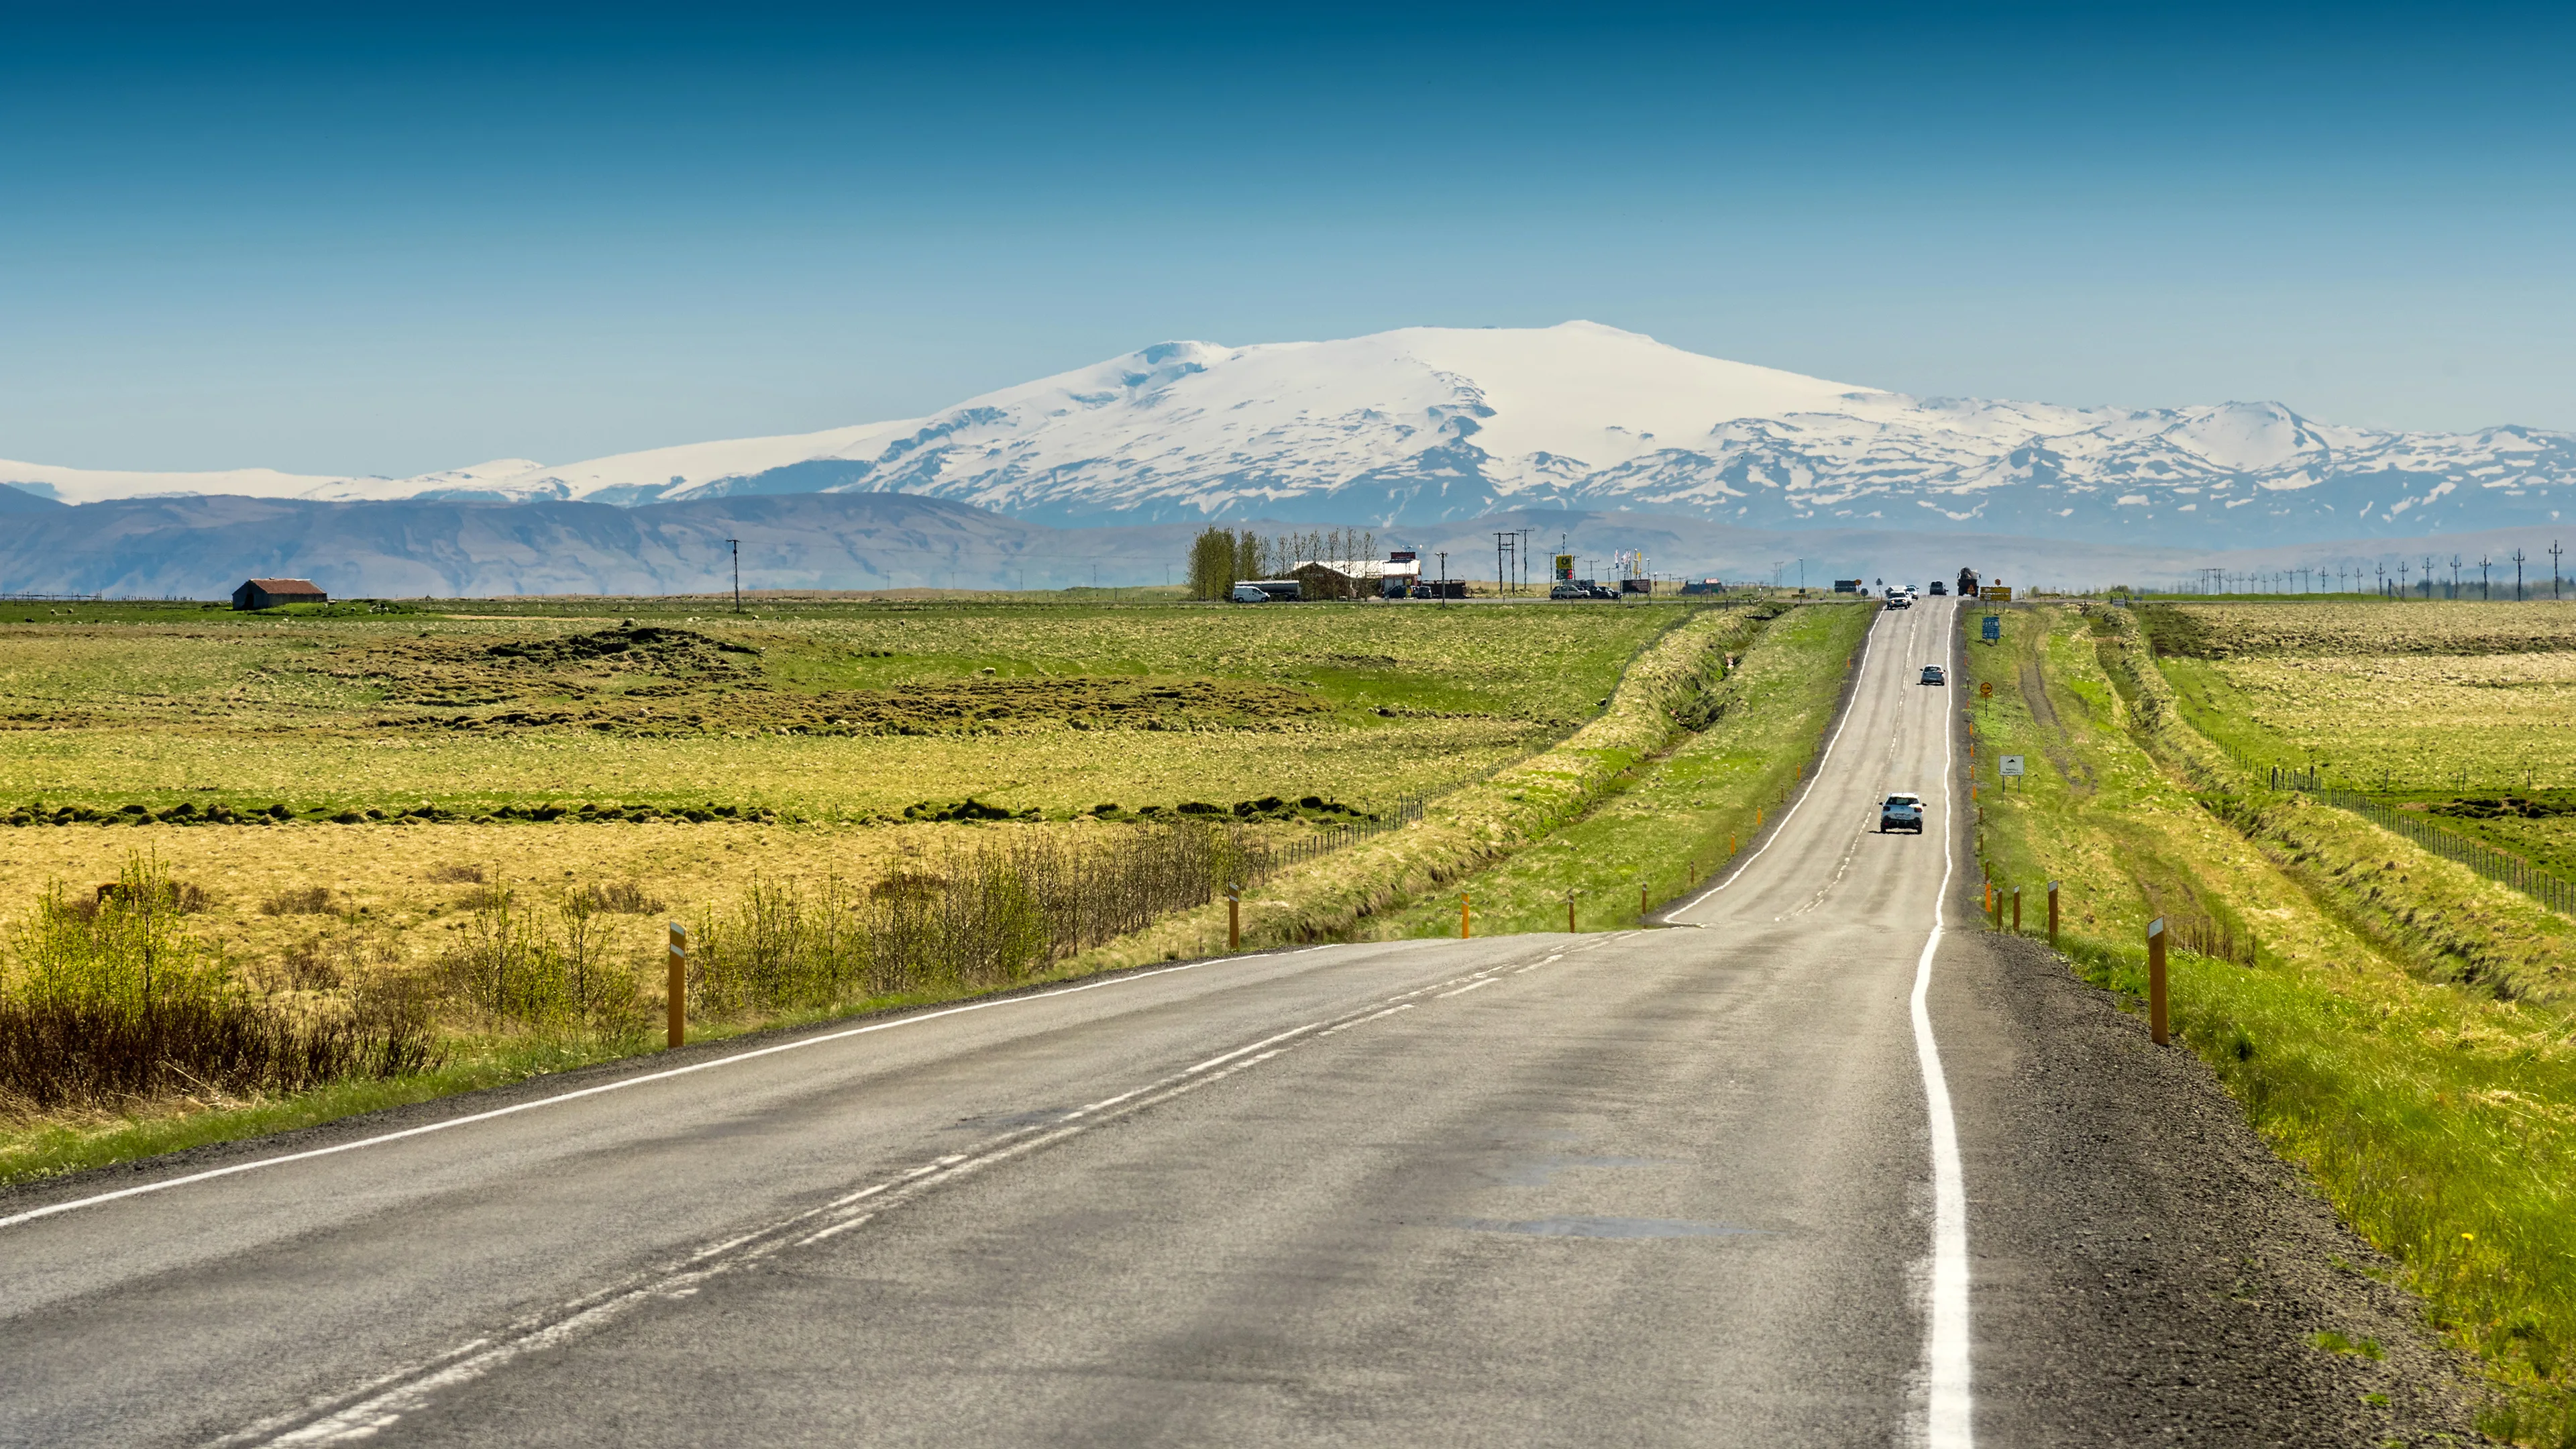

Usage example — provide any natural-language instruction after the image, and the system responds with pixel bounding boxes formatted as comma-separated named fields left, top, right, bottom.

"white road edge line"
left=1915, top=604, right=1973, bottom=1448
left=0, top=949, right=1299, bottom=1232
left=1671, top=600, right=1885, bottom=914
left=1436, top=978, right=1499, bottom=998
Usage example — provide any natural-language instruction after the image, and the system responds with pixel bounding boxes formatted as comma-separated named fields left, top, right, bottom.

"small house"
left=231, top=578, right=328, bottom=610
left=1289, top=552, right=1424, bottom=601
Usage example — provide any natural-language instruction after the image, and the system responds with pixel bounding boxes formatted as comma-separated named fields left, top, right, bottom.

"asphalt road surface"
left=0, top=599, right=2477, bottom=1447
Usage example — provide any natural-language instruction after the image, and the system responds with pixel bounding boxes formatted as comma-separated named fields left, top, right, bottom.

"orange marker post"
left=1460, top=894, right=1472, bottom=939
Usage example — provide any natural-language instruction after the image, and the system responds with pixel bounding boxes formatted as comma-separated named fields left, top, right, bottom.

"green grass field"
left=0, top=598, right=1689, bottom=821
left=1967, top=600, right=2576, bottom=1444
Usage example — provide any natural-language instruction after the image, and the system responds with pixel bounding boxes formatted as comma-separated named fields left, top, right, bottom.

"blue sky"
left=3, top=3, right=2570, bottom=476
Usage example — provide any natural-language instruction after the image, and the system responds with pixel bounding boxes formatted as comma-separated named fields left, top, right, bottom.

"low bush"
left=1, top=857, right=439, bottom=1109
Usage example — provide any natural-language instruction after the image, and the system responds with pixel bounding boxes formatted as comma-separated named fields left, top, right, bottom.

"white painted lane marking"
left=1915, top=603, right=1973, bottom=1448
left=1185, top=1022, right=1324, bottom=1075
left=0, top=945, right=1344, bottom=1232
left=1436, top=978, right=1499, bottom=998
left=1672, top=602, right=1885, bottom=916
left=1316, top=1004, right=1413, bottom=1036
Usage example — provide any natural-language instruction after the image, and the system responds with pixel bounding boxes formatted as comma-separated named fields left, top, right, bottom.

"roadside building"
left=1288, top=555, right=1421, bottom=600
left=231, top=578, right=329, bottom=610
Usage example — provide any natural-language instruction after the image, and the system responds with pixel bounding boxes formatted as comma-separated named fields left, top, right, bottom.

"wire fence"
left=2298, top=784, right=2576, bottom=917
left=1247, top=796, right=1426, bottom=879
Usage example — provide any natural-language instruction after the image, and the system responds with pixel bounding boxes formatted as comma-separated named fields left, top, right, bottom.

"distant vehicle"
left=1927, top=581, right=1948, bottom=596
left=1920, top=665, right=1946, bottom=686
left=1880, top=793, right=1925, bottom=834
left=1230, top=584, right=1271, bottom=603
left=1587, top=584, right=1620, bottom=600
left=1886, top=592, right=1912, bottom=609
left=1550, top=583, right=1586, bottom=600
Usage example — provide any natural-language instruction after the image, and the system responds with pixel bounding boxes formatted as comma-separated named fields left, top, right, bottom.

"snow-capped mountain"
left=8, top=321, right=2572, bottom=545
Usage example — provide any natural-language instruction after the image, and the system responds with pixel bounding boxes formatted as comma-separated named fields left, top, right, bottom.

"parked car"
left=1230, top=583, right=1271, bottom=602
left=1550, top=583, right=1586, bottom=600
left=1880, top=793, right=1925, bottom=833
left=1587, top=584, right=1620, bottom=600
left=1920, top=665, right=1946, bottom=685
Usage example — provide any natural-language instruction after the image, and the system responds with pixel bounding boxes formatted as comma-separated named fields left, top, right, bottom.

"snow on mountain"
left=8, top=321, right=2574, bottom=545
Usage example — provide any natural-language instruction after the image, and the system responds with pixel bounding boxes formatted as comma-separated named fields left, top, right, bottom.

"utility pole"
left=2555, top=541, right=2565, bottom=600
left=2376, top=561, right=2387, bottom=597
left=1436, top=550, right=1449, bottom=607
left=2398, top=559, right=2411, bottom=596
left=2480, top=554, right=2493, bottom=600
left=1517, top=529, right=1534, bottom=597
left=2423, top=555, right=2437, bottom=599
left=2451, top=554, right=2463, bottom=600
left=727, top=537, right=741, bottom=613
left=2514, top=548, right=2526, bottom=601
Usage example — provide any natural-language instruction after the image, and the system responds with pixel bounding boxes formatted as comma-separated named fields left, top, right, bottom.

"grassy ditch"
left=1055, top=601, right=1853, bottom=963
left=1962, top=600, right=2576, bottom=1445
left=1375, top=600, right=1875, bottom=936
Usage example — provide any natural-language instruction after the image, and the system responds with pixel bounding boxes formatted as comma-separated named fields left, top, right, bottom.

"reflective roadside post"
left=667, top=922, right=688, bottom=1049
left=2147, top=916, right=2169, bottom=1046
left=2047, top=880, right=2060, bottom=946
left=1567, top=890, right=1578, bottom=934
left=2011, top=885, right=2021, bottom=934
left=1228, top=886, right=1241, bottom=952
left=1460, top=894, right=1471, bottom=940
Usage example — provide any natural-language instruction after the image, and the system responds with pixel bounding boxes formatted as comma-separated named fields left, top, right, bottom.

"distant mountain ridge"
left=7, top=322, right=2571, bottom=546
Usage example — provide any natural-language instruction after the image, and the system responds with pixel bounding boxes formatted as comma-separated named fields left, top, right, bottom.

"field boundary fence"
left=1245, top=795, right=1426, bottom=881
left=2299, top=784, right=2576, bottom=916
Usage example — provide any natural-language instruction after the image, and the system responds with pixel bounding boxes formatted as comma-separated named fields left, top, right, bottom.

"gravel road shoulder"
left=1943, top=930, right=2491, bottom=1446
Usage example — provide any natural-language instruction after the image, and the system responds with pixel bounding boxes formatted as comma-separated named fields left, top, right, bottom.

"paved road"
left=5, top=598, right=2404, bottom=1448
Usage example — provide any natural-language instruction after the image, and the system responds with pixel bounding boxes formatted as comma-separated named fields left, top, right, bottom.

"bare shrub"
left=261, top=884, right=334, bottom=916
left=573, top=879, right=663, bottom=915
left=437, top=885, right=644, bottom=1032
left=425, top=863, right=484, bottom=884
left=275, top=934, right=345, bottom=991
left=687, top=822, right=1267, bottom=1016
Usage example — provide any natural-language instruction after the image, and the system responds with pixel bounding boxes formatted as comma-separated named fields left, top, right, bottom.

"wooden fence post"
left=667, top=921, right=687, bottom=1049
left=2047, top=879, right=2059, bottom=946
left=1567, top=892, right=1577, bottom=934
left=2147, top=916, right=2169, bottom=1046
left=2012, top=885, right=2021, bottom=934
left=1641, top=883, right=1650, bottom=916
left=1228, top=886, right=1241, bottom=952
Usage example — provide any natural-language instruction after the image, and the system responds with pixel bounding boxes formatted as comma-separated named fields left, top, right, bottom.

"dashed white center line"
left=225, top=943, right=1574, bottom=1445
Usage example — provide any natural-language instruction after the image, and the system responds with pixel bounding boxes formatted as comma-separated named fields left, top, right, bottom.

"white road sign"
left=1999, top=755, right=2025, bottom=777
